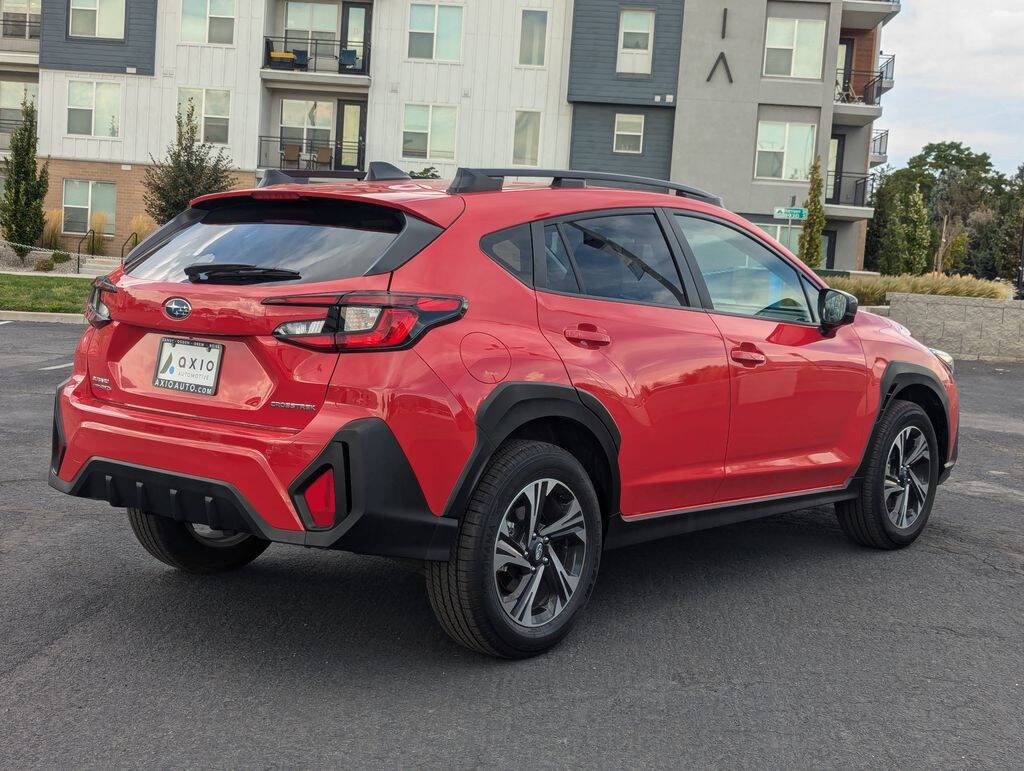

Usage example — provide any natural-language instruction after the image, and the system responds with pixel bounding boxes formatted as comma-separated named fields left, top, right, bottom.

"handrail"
left=120, top=232, right=138, bottom=263
left=871, top=129, right=889, bottom=157
left=0, top=18, right=40, bottom=40
left=835, top=68, right=884, bottom=106
left=263, top=35, right=370, bottom=75
left=826, top=172, right=876, bottom=207
left=257, top=134, right=365, bottom=172
left=75, top=229, right=95, bottom=273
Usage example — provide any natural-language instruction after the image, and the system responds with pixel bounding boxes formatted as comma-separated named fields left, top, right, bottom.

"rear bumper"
left=49, top=381, right=457, bottom=561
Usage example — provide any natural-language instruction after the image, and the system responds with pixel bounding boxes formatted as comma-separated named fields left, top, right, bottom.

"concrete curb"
left=0, top=269, right=99, bottom=279
left=0, top=310, right=87, bottom=324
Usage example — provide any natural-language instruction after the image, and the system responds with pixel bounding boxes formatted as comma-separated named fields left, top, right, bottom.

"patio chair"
left=312, top=146, right=333, bottom=169
left=339, top=49, right=358, bottom=71
left=281, top=144, right=301, bottom=168
left=292, top=48, right=309, bottom=70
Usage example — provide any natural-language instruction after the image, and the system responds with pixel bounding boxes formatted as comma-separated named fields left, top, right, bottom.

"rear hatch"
left=86, top=193, right=442, bottom=431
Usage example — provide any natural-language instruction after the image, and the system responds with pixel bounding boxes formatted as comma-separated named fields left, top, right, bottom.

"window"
left=755, top=223, right=802, bottom=254
left=62, top=180, right=116, bottom=235
left=69, top=0, right=125, bottom=39
left=402, top=104, right=456, bottom=160
left=512, top=110, right=540, bottom=166
left=764, top=18, right=826, bottom=79
left=178, top=88, right=230, bottom=144
left=285, top=2, right=337, bottom=48
left=518, top=9, right=546, bottom=66
left=674, top=215, right=813, bottom=323
left=617, top=9, right=654, bottom=74
left=281, top=99, right=333, bottom=150
left=0, top=80, right=36, bottom=128
left=1, top=0, right=40, bottom=40
left=181, top=0, right=234, bottom=44
left=67, top=81, right=120, bottom=138
left=557, top=214, right=685, bottom=306
left=481, top=224, right=533, bottom=284
left=613, top=114, right=644, bottom=154
left=542, top=225, right=580, bottom=294
left=408, top=3, right=462, bottom=61
left=755, top=121, right=816, bottom=181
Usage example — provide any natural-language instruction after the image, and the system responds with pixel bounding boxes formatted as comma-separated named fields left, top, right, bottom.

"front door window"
left=337, top=100, right=365, bottom=169
left=341, top=3, right=370, bottom=72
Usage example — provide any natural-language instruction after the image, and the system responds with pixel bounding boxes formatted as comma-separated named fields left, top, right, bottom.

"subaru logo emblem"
left=164, top=298, right=192, bottom=320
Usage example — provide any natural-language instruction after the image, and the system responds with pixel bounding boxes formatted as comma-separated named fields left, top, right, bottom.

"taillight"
left=302, top=466, right=336, bottom=528
left=265, top=291, right=467, bottom=352
left=85, top=276, right=117, bottom=328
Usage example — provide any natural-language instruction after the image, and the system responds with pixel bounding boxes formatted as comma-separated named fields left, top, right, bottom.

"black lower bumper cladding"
left=48, top=399, right=456, bottom=561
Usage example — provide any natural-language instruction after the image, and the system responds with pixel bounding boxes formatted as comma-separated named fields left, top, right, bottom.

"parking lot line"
left=38, top=363, right=73, bottom=371
left=0, top=321, right=12, bottom=326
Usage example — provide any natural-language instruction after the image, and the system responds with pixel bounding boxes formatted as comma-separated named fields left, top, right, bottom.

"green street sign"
left=774, top=207, right=809, bottom=221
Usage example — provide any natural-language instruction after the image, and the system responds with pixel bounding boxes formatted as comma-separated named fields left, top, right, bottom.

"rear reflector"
left=303, top=467, right=336, bottom=529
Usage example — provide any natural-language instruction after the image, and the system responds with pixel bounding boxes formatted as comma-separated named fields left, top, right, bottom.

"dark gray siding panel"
left=568, top=0, right=684, bottom=105
left=569, top=104, right=674, bottom=180
left=40, top=0, right=157, bottom=76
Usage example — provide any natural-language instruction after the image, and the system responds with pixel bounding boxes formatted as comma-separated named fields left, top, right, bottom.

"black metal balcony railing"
left=835, top=68, right=884, bottom=106
left=1, top=17, right=40, bottom=41
left=257, top=134, right=366, bottom=172
left=878, top=53, right=896, bottom=82
left=871, top=129, right=889, bottom=157
left=826, top=172, right=876, bottom=207
left=264, top=36, right=370, bottom=76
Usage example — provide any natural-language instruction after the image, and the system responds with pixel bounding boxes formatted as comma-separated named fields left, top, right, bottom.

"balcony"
left=879, top=53, right=895, bottom=92
left=0, top=17, right=40, bottom=63
left=825, top=172, right=875, bottom=220
left=870, top=129, right=889, bottom=166
left=834, top=68, right=884, bottom=126
left=841, top=0, right=901, bottom=30
left=257, top=134, right=365, bottom=173
left=261, top=36, right=370, bottom=88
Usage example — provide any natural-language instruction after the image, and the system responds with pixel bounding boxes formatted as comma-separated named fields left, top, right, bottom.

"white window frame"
left=613, top=113, right=644, bottom=154
left=61, top=179, right=116, bottom=236
left=763, top=17, right=826, bottom=80
left=66, top=80, right=121, bottom=139
left=517, top=9, right=547, bottom=68
left=401, top=102, right=458, bottom=161
left=754, top=120, right=817, bottom=182
left=407, top=2, right=463, bottom=63
left=1, top=0, right=40, bottom=40
left=512, top=109, right=541, bottom=167
left=0, top=80, right=37, bottom=123
left=616, top=9, right=655, bottom=75
left=68, top=0, right=125, bottom=40
left=280, top=98, right=334, bottom=148
left=180, top=0, right=235, bottom=46
left=178, top=87, right=231, bottom=145
left=756, top=223, right=802, bottom=252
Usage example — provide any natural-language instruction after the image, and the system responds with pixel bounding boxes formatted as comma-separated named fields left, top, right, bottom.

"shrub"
left=33, top=257, right=54, bottom=272
left=128, top=212, right=157, bottom=243
left=409, top=166, right=440, bottom=179
left=86, top=212, right=108, bottom=255
left=41, top=208, right=63, bottom=250
left=52, top=251, right=71, bottom=264
left=827, top=272, right=1012, bottom=306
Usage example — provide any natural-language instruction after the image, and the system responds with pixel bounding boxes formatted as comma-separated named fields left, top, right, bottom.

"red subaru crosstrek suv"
left=50, top=165, right=959, bottom=658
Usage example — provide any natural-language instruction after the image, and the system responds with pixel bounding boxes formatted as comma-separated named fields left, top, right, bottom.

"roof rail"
left=257, top=168, right=367, bottom=188
left=447, top=168, right=724, bottom=207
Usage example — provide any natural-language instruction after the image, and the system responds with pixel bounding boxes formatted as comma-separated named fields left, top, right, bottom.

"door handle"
left=730, top=346, right=767, bottom=367
left=564, top=324, right=611, bottom=347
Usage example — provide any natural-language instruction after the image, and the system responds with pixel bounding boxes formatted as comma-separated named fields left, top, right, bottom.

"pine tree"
left=0, top=98, right=48, bottom=263
left=902, top=186, right=932, bottom=275
left=143, top=100, right=234, bottom=224
left=877, top=194, right=909, bottom=275
left=798, top=155, right=826, bottom=269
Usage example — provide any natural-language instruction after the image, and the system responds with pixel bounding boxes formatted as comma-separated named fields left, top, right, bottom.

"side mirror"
left=819, top=288, right=858, bottom=329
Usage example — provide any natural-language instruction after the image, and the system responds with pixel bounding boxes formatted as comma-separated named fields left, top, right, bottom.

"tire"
left=127, top=507, right=270, bottom=573
left=426, top=440, right=602, bottom=658
left=836, top=399, right=940, bottom=550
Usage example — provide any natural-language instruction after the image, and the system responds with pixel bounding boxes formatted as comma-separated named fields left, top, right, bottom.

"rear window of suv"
left=127, top=200, right=405, bottom=284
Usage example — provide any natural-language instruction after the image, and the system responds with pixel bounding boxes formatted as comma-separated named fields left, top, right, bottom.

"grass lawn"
left=0, top=273, right=93, bottom=314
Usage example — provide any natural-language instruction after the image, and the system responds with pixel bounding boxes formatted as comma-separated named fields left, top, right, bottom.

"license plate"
left=153, top=338, right=224, bottom=396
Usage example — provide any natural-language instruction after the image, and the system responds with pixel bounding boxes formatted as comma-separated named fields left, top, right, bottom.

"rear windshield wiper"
left=184, top=263, right=302, bottom=284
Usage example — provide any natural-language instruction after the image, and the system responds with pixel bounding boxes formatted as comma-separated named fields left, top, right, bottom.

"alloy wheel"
left=188, top=523, right=251, bottom=548
left=884, top=426, right=931, bottom=530
left=492, top=478, right=588, bottom=628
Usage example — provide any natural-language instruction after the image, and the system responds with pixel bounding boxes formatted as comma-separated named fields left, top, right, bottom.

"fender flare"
left=442, top=382, right=621, bottom=520
left=853, top=361, right=952, bottom=481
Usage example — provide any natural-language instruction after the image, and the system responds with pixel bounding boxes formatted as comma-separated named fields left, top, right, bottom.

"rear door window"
left=127, top=200, right=405, bottom=284
left=557, top=213, right=687, bottom=306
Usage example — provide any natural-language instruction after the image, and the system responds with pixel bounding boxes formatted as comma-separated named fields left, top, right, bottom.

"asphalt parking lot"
left=2, top=321, right=1023, bottom=768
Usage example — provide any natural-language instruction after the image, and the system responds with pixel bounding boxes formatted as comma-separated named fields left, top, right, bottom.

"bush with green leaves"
left=0, top=99, right=48, bottom=263
left=33, top=257, right=54, bottom=272
left=52, top=251, right=71, bottom=264
left=409, top=166, right=440, bottom=179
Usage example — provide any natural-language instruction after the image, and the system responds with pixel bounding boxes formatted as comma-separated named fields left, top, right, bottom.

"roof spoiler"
left=447, top=168, right=724, bottom=207
left=257, top=162, right=411, bottom=188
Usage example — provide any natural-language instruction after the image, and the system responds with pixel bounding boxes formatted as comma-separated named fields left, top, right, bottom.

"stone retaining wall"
left=887, top=292, right=1024, bottom=361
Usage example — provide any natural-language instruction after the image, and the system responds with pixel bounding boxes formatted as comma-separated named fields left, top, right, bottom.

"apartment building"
left=10, top=0, right=897, bottom=269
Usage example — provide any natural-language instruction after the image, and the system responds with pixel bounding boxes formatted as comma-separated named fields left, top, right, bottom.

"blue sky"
left=882, top=1, right=1023, bottom=174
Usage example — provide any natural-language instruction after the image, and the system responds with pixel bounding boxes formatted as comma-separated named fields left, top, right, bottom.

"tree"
left=0, top=98, right=49, bottom=262
left=144, top=100, right=234, bottom=224
left=902, top=186, right=931, bottom=275
left=930, top=168, right=985, bottom=273
left=876, top=194, right=908, bottom=276
left=798, top=155, right=826, bottom=269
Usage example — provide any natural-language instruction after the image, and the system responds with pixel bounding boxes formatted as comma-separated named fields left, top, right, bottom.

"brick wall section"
left=887, top=293, right=1024, bottom=362
left=42, top=159, right=256, bottom=255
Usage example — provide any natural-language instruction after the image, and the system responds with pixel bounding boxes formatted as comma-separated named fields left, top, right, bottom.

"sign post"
left=773, top=207, right=809, bottom=251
